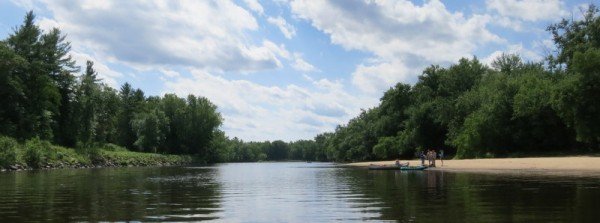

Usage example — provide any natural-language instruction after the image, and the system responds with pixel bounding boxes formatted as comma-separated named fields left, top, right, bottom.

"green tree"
left=0, top=42, right=27, bottom=137
left=554, top=49, right=600, bottom=147
left=6, top=11, right=62, bottom=140
left=75, top=61, right=101, bottom=144
left=547, top=5, right=600, bottom=69
left=179, top=95, right=222, bottom=159
left=160, top=94, right=187, bottom=154
left=132, top=108, right=167, bottom=153
left=116, top=83, right=144, bottom=149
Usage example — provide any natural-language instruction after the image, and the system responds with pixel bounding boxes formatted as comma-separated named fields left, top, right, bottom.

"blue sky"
left=0, top=0, right=595, bottom=141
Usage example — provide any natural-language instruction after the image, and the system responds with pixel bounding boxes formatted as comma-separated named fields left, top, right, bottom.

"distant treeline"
left=2, top=8, right=600, bottom=164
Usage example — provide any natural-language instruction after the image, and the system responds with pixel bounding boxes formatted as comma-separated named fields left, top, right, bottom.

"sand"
left=344, top=156, right=600, bottom=176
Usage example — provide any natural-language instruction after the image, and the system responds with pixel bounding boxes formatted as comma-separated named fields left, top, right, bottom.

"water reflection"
left=0, top=163, right=599, bottom=222
left=0, top=167, right=223, bottom=222
left=211, top=162, right=385, bottom=222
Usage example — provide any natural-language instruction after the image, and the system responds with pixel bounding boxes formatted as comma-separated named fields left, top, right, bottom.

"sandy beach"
left=344, top=156, right=600, bottom=176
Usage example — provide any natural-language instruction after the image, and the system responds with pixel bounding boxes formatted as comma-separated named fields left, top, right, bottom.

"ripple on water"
left=2, top=163, right=600, bottom=222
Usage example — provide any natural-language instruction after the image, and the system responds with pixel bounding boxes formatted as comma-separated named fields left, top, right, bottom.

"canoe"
left=368, top=165, right=428, bottom=171
left=400, top=166, right=428, bottom=170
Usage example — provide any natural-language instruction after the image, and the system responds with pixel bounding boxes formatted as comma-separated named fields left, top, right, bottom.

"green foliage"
left=373, top=137, right=399, bottom=159
left=132, top=108, right=167, bottom=153
left=547, top=5, right=600, bottom=69
left=308, top=5, right=600, bottom=160
left=24, top=137, right=51, bottom=168
left=0, top=12, right=226, bottom=164
left=0, top=136, right=20, bottom=167
left=0, top=135, right=191, bottom=169
left=288, top=140, right=319, bottom=161
left=93, top=149, right=192, bottom=166
left=101, top=143, right=128, bottom=152
left=553, top=49, right=600, bottom=146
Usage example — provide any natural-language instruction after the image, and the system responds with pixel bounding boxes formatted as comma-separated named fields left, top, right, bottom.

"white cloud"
left=290, top=0, right=502, bottom=93
left=267, top=16, right=297, bottom=39
left=352, top=60, right=415, bottom=94
left=29, top=0, right=286, bottom=73
left=164, top=69, right=375, bottom=141
left=491, top=15, right=525, bottom=32
left=160, top=68, right=180, bottom=78
left=262, top=40, right=291, bottom=60
left=243, top=0, right=264, bottom=15
left=9, top=0, right=38, bottom=10
left=481, top=43, right=544, bottom=66
left=36, top=17, right=61, bottom=32
left=291, top=53, right=318, bottom=72
left=69, top=51, right=123, bottom=88
left=487, top=0, right=566, bottom=22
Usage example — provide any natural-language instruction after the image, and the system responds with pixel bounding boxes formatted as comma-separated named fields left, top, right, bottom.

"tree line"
left=2, top=8, right=600, bottom=164
left=1, top=12, right=222, bottom=162
left=297, top=6, right=600, bottom=161
left=212, top=6, right=599, bottom=162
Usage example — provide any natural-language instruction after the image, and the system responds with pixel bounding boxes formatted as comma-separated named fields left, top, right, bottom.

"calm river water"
left=0, top=162, right=599, bottom=222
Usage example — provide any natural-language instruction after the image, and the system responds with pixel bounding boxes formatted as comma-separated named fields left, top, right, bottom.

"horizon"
left=0, top=0, right=589, bottom=141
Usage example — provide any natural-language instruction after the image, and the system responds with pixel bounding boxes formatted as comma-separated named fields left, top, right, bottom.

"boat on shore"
left=368, top=165, right=428, bottom=171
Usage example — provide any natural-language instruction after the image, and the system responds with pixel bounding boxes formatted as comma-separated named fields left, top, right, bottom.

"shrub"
left=102, top=143, right=128, bottom=152
left=24, top=138, right=52, bottom=168
left=0, top=136, right=20, bottom=167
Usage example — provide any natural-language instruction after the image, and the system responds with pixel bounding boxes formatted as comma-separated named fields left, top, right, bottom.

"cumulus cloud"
left=31, top=0, right=285, bottom=72
left=69, top=51, right=123, bottom=88
left=291, top=53, right=318, bottom=72
left=491, top=15, right=525, bottom=32
left=487, top=0, right=566, bottom=22
left=267, top=16, right=297, bottom=39
left=290, top=0, right=502, bottom=93
left=9, top=0, right=39, bottom=10
left=164, top=69, right=375, bottom=141
left=352, top=60, right=417, bottom=94
left=481, top=43, right=545, bottom=66
left=243, top=0, right=264, bottom=15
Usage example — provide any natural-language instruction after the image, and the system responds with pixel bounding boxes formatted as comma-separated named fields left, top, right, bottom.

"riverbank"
left=0, top=137, right=193, bottom=172
left=344, top=156, right=600, bottom=174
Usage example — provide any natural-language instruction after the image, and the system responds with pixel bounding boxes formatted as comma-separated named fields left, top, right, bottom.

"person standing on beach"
left=431, top=150, right=437, bottom=167
left=426, top=150, right=432, bottom=166
left=439, top=149, right=444, bottom=166
left=420, top=151, right=425, bottom=166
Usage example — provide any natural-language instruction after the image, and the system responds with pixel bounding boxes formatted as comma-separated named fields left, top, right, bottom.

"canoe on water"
left=368, top=165, right=428, bottom=171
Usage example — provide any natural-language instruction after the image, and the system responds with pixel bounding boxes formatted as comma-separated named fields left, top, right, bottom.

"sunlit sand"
left=345, top=156, right=600, bottom=176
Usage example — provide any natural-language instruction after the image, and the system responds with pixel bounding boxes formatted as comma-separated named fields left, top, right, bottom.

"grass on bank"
left=0, top=136, right=192, bottom=169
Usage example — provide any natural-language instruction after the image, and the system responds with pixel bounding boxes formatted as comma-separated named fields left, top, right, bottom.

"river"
left=0, top=162, right=599, bottom=222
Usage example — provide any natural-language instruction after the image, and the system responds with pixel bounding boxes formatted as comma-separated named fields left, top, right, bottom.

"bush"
left=102, top=143, right=128, bottom=152
left=75, top=142, right=103, bottom=164
left=24, top=138, right=52, bottom=168
left=0, top=136, right=20, bottom=167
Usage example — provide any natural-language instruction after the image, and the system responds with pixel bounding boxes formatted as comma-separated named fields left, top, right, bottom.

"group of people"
left=419, top=149, right=444, bottom=167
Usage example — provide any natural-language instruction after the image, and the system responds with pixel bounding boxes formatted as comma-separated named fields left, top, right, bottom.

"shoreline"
left=0, top=149, right=194, bottom=173
left=0, top=161, right=193, bottom=172
left=343, top=156, right=600, bottom=176
left=0, top=161, right=191, bottom=172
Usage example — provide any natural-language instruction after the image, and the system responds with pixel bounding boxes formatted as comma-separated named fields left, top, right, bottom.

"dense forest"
left=1, top=7, right=599, bottom=166
left=197, top=5, right=600, bottom=162
left=0, top=12, right=222, bottom=165
left=308, top=6, right=600, bottom=161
